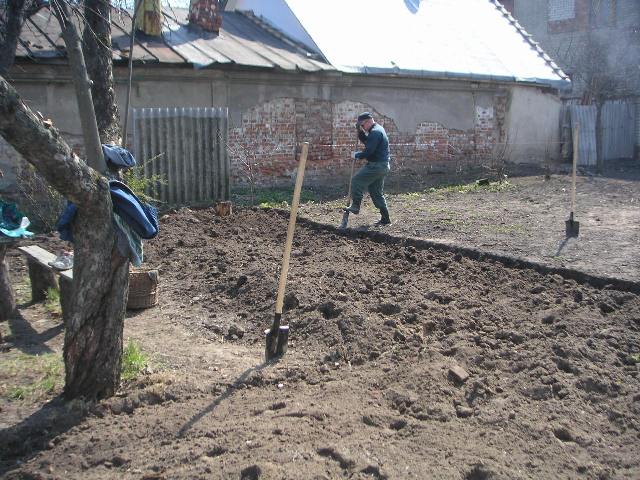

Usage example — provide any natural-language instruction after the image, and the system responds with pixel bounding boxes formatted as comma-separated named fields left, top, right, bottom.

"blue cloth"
left=0, top=200, right=34, bottom=238
left=102, top=144, right=137, bottom=169
left=57, top=202, right=77, bottom=242
left=109, top=180, right=158, bottom=240
left=114, top=212, right=143, bottom=266
left=56, top=181, right=158, bottom=243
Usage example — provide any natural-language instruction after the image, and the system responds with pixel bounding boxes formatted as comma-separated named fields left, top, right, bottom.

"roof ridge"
left=491, top=0, right=569, bottom=83
left=236, top=9, right=326, bottom=63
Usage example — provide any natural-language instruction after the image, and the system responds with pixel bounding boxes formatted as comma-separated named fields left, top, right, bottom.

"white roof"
left=233, top=0, right=569, bottom=87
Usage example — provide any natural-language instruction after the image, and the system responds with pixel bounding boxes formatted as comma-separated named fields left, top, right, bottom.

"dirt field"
left=1, top=167, right=639, bottom=479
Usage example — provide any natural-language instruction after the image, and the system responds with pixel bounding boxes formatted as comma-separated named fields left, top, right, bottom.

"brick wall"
left=229, top=95, right=505, bottom=187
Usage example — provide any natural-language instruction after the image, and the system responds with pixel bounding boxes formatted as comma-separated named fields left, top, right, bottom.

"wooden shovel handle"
left=275, top=142, right=309, bottom=315
left=345, top=158, right=356, bottom=202
left=346, top=137, right=359, bottom=202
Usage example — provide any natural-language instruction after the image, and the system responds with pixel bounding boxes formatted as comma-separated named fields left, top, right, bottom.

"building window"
left=590, top=0, right=616, bottom=28
left=548, top=0, right=576, bottom=22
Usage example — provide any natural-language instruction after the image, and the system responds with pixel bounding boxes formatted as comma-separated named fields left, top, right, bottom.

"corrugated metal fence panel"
left=569, top=105, right=597, bottom=166
left=133, top=107, right=230, bottom=206
left=601, top=100, right=635, bottom=160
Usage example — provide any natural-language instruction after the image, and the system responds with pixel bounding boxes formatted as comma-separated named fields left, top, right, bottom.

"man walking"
left=344, top=112, right=391, bottom=225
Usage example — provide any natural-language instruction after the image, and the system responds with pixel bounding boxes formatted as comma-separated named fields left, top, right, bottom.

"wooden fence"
left=133, top=107, right=230, bottom=206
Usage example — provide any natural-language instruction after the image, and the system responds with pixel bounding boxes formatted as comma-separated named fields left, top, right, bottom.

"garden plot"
left=2, top=207, right=639, bottom=479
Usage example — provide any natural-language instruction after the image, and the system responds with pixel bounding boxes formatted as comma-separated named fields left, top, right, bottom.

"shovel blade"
left=265, top=327, right=278, bottom=361
left=339, top=211, right=349, bottom=229
left=275, top=325, right=289, bottom=356
left=265, top=326, right=290, bottom=361
left=565, top=219, right=580, bottom=238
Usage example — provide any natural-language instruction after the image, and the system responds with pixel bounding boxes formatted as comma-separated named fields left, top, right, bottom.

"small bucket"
left=127, top=269, right=158, bottom=310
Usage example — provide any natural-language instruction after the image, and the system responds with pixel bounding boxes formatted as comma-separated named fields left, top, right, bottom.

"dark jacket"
left=355, top=123, right=390, bottom=163
left=57, top=181, right=158, bottom=242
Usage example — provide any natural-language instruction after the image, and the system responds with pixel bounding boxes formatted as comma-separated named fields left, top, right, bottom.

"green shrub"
left=44, top=287, right=61, bottom=315
left=121, top=339, right=148, bottom=381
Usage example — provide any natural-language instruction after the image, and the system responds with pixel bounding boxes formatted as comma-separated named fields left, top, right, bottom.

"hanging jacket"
left=57, top=180, right=158, bottom=242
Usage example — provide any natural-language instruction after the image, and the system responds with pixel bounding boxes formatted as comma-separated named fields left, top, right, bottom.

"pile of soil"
left=1, top=199, right=639, bottom=479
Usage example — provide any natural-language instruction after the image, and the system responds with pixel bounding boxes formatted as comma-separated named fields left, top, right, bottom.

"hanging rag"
left=56, top=201, right=77, bottom=242
left=56, top=181, right=158, bottom=245
left=114, top=212, right=143, bottom=266
left=102, top=144, right=137, bottom=170
left=0, top=200, right=34, bottom=238
left=108, top=180, right=158, bottom=239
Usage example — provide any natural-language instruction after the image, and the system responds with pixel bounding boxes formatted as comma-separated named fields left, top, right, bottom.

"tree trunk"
left=0, top=76, right=128, bottom=400
left=83, top=0, right=121, bottom=145
left=595, top=100, right=604, bottom=174
left=64, top=209, right=129, bottom=398
left=0, top=0, right=28, bottom=75
left=51, top=0, right=106, bottom=174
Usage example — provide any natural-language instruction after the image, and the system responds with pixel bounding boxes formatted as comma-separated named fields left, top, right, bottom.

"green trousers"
left=351, top=161, right=390, bottom=209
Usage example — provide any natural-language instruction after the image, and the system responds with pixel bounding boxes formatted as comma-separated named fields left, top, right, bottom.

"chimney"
left=189, top=0, right=223, bottom=33
left=135, top=0, right=162, bottom=36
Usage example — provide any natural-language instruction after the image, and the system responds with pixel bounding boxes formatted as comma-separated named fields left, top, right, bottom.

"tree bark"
left=0, top=0, right=28, bottom=76
left=51, top=0, right=106, bottom=173
left=83, top=0, right=120, bottom=144
left=595, top=100, right=604, bottom=174
left=0, top=76, right=128, bottom=400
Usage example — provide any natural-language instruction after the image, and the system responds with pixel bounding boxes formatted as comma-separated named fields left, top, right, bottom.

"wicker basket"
left=127, top=269, right=158, bottom=310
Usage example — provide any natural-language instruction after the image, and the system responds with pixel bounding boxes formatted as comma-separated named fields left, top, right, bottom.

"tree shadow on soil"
left=177, top=361, right=271, bottom=438
left=0, top=395, right=86, bottom=476
left=6, top=308, right=62, bottom=355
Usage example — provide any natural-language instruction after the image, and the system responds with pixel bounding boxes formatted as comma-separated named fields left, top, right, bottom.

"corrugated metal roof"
left=13, top=5, right=333, bottom=73
left=238, top=0, right=569, bottom=88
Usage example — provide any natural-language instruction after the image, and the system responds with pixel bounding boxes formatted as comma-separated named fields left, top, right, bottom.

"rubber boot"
left=377, top=207, right=391, bottom=225
left=343, top=198, right=361, bottom=214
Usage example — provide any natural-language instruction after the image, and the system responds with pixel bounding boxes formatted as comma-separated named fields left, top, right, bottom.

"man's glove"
left=351, top=151, right=358, bottom=160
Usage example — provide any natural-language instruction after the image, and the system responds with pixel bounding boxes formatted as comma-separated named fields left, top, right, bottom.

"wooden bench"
left=18, top=245, right=72, bottom=316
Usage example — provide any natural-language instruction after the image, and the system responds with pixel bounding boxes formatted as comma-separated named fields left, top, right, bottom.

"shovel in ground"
left=265, top=142, right=309, bottom=361
left=339, top=156, right=356, bottom=229
left=339, top=137, right=359, bottom=229
left=566, top=124, right=580, bottom=238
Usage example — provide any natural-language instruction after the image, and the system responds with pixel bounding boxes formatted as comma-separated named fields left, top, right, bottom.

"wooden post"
left=0, top=244, right=16, bottom=321
left=26, top=258, right=58, bottom=302
left=59, top=277, right=73, bottom=320
left=214, top=201, right=232, bottom=217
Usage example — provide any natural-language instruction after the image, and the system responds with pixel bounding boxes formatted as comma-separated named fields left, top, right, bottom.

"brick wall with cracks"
left=228, top=95, right=506, bottom=187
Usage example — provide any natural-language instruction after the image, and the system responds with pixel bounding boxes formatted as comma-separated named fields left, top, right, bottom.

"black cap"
left=357, top=112, right=373, bottom=122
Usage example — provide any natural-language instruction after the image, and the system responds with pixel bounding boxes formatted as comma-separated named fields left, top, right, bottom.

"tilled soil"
left=300, top=171, right=640, bottom=284
left=2, top=205, right=639, bottom=479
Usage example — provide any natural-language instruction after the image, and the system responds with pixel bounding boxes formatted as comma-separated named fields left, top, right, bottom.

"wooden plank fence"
left=133, top=107, right=230, bottom=206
